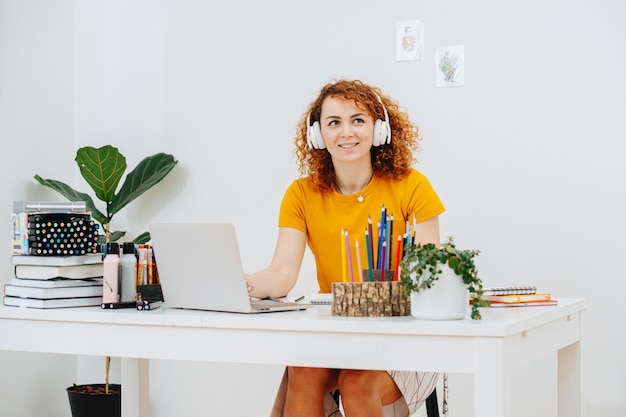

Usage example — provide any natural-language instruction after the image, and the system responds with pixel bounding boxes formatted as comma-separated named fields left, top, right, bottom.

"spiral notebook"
left=309, top=293, right=332, bottom=305
left=481, top=286, right=537, bottom=296
left=149, top=222, right=314, bottom=314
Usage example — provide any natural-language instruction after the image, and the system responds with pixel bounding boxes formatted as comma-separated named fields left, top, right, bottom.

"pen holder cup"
left=362, top=269, right=395, bottom=282
left=331, top=272, right=410, bottom=317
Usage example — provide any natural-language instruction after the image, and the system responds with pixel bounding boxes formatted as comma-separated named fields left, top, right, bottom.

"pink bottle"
left=102, top=242, right=121, bottom=303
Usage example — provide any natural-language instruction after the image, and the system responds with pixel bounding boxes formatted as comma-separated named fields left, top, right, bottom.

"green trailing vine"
left=400, top=237, right=489, bottom=320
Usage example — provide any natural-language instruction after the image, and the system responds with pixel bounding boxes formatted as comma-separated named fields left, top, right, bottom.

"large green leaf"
left=75, top=146, right=127, bottom=205
left=133, top=231, right=151, bottom=244
left=32, top=175, right=108, bottom=224
left=109, top=230, right=126, bottom=242
left=109, top=153, right=178, bottom=215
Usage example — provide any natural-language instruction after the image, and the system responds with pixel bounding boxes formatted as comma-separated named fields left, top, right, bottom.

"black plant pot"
left=66, top=384, right=121, bottom=417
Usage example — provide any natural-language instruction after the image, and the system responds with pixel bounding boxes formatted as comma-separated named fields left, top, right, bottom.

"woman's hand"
left=244, top=227, right=306, bottom=299
left=244, top=274, right=256, bottom=294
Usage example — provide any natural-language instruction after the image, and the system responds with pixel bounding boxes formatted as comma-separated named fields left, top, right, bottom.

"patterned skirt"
left=270, top=368, right=439, bottom=417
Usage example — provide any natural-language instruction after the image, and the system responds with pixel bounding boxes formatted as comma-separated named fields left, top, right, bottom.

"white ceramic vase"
left=410, top=263, right=469, bottom=320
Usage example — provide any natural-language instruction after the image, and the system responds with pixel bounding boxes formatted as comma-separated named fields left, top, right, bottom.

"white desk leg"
left=473, top=338, right=513, bottom=417
left=121, top=358, right=149, bottom=417
left=558, top=341, right=581, bottom=417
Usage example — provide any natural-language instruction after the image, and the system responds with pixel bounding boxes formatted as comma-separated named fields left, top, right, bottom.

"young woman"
left=247, top=79, right=445, bottom=417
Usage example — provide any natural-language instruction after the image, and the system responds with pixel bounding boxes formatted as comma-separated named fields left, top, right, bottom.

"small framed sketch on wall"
left=435, top=45, right=465, bottom=87
left=396, top=20, right=424, bottom=62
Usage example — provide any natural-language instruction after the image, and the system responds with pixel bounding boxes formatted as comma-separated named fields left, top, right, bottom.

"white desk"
left=0, top=298, right=585, bottom=417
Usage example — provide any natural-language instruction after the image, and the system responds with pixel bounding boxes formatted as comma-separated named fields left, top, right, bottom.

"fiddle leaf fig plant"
left=34, top=145, right=177, bottom=397
left=34, top=145, right=177, bottom=243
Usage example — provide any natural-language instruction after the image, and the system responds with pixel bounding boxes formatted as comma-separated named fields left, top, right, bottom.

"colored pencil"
left=341, top=229, right=347, bottom=282
left=378, top=205, right=386, bottom=268
left=367, top=216, right=374, bottom=270
left=386, top=214, right=393, bottom=269
left=377, top=221, right=383, bottom=269
left=345, top=230, right=354, bottom=282
left=365, top=230, right=374, bottom=282
left=380, top=240, right=387, bottom=281
left=355, top=238, right=363, bottom=282
left=394, top=234, right=403, bottom=281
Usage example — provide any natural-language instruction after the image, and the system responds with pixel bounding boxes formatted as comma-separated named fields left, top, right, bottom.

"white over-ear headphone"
left=306, top=95, right=392, bottom=150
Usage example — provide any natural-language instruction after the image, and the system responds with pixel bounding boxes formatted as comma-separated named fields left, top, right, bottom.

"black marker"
left=101, top=301, right=137, bottom=309
left=137, top=300, right=161, bottom=311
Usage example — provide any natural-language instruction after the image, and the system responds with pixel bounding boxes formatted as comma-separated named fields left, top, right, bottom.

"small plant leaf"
left=448, top=256, right=459, bottom=270
left=109, top=153, right=177, bottom=215
left=75, top=146, right=127, bottom=206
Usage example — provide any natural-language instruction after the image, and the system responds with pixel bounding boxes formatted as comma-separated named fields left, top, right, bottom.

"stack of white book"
left=3, top=254, right=104, bottom=308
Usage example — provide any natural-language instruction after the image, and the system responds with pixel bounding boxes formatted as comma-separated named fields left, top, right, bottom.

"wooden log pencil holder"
left=331, top=270, right=411, bottom=317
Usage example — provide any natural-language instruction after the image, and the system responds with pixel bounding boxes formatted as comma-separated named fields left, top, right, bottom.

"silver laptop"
left=149, top=222, right=313, bottom=313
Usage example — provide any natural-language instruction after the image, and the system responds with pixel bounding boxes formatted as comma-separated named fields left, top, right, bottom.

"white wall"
left=1, top=0, right=625, bottom=416
left=0, top=1, right=80, bottom=416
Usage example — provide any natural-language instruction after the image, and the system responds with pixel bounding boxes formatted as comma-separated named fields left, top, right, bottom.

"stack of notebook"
left=479, top=286, right=557, bottom=307
left=3, top=254, right=103, bottom=309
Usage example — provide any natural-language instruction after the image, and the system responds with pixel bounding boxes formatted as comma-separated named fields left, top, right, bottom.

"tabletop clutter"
left=6, top=201, right=162, bottom=310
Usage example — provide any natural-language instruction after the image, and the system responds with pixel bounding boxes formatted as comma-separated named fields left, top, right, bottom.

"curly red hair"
left=294, top=79, right=421, bottom=193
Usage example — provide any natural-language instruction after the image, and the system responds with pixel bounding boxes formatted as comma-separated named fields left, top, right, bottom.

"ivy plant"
left=400, top=237, right=489, bottom=320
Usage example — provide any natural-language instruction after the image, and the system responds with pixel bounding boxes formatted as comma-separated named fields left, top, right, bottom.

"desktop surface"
left=0, top=298, right=585, bottom=337
left=0, top=298, right=585, bottom=417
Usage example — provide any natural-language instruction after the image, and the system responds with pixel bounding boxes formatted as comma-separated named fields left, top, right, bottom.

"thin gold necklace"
left=336, top=173, right=374, bottom=203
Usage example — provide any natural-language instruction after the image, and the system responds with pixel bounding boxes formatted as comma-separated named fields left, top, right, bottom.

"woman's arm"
left=245, top=227, right=307, bottom=299
left=414, top=216, right=441, bottom=247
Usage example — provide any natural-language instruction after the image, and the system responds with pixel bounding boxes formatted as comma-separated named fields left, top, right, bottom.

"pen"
left=294, top=295, right=305, bottom=302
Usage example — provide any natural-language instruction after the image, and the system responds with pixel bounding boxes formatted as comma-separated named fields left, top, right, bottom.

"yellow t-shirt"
left=279, top=169, right=445, bottom=293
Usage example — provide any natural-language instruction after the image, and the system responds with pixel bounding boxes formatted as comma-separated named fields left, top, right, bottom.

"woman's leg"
left=283, top=366, right=340, bottom=417
left=338, top=369, right=403, bottom=417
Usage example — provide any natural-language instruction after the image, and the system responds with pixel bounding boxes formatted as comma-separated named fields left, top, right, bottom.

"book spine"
left=11, top=212, right=29, bottom=255
left=11, top=254, right=104, bottom=267
left=483, top=293, right=551, bottom=303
